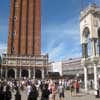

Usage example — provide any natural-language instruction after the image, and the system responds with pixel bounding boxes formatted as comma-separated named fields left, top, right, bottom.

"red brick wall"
left=7, top=0, right=41, bottom=56
left=7, top=0, right=15, bottom=55
left=20, top=0, right=27, bottom=55
left=14, top=0, right=22, bottom=55
left=27, top=0, right=34, bottom=56
left=34, top=0, right=41, bottom=56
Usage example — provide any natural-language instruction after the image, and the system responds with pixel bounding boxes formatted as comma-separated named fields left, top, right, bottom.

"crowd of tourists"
left=0, top=78, right=81, bottom=100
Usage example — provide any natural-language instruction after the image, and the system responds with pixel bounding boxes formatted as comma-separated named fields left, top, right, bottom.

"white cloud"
left=43, top=15, right=80, bottom=35
left=47, top=40, right=81, bottom=61
left=48, top=43, right=64, bottom=61
left=42, top=15, right=81, bottom=61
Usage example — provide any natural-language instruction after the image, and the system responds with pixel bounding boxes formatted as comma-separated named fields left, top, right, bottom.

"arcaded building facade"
left=80, top=4, right=100, bottom=90
left=0, top=0, right=48, bottom=79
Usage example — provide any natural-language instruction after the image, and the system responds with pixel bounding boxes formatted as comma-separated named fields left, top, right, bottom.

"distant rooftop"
left=62, top=57, right=81, bottom=63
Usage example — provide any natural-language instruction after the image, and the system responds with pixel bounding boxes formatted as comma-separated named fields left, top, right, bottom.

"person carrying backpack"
left=15, top=87, right=21, bottom=100
left=28, top=84, right=38, bottom=100
left=0, top=85, right=4, bottom=100
left=58, top=83, right=64, bottom=100
left=4, top=85, right=12, bottom=100
left=41, top=84, right=50, bottom=100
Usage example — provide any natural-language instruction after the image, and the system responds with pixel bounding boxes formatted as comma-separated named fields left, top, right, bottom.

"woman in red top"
left=76, top=80, right=80, bottom=93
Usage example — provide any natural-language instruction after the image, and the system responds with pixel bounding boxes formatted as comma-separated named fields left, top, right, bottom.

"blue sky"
left=0, top=0, right=100, bottom=61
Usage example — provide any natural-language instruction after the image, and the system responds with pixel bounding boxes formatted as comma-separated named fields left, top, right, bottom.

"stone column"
left=20, top=68, right=21, bottom=78
left=5, top=68, right=8, bottom=78
left=28, top=69, right=31, bottom=79
left=82, top=42, right=88, bottom=92
left=0, top=68, right=2, bottom=78
left=91, top=38, right=97, bottom=57
left=91, top=38, right=98, bottom=90
left=84, top=66, right=88, bottom=92
left=33, top=68, right=35, bottom=79
left=98, top=40, right=100, bottom=56
left=14, top=68, right=17, bottom=79
left=42, top=68, right=45, bottom=79
left=94, top=63, right=98, bottom=90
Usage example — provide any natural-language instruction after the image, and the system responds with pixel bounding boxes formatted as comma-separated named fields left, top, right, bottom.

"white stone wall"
left=48, top=58, right=100, bottom=77
left=52, top=62, right=62, bottom=76
left=62, top=58, right=83, bottom=76
left=80, top=5, right=100, bottom=44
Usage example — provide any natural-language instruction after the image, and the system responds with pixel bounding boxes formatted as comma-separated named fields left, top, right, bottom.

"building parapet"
left=2, top=54, right=48, bottom=68
left=80, top=4, right=100, bottom=21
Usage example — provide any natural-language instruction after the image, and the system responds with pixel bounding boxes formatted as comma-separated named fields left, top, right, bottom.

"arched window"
left=82, top=27, right=90, bottom=58
left=35, top=69, right=42, bottom=79
left=8, top=69, right=15, bottom=78
left=21, top=69, right=29, bottom=77
left=83, top=27, right=90, bottom=43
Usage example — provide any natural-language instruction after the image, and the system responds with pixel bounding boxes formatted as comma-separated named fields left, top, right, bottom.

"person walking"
left=4, top=85, right=12, bottom=100
left=75, top=80, right=80, bottom=94
left=51, top=83, right=57, bottom=100
left=15, top=87, right=21, bottom=100
left=70, top=82, right=74, bottom=96
left=58, top=83, right=64, bottom=100
left=0, top=85, right=4, bottom=100
left=27, top=83, right=32, bottom=96
left=41, top=84, right=50, bottom=100
left=28, top=84, right=38, bottom=100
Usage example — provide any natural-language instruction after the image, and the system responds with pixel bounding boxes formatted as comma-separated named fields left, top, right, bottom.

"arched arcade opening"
left=35, top=69, right=42, bottom=79
left=21, top=69, right=29, bottom=77
left=8, top=69, right=15, bottom=78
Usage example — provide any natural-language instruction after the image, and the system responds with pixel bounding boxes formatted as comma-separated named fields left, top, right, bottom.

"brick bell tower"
left=1, top=0, right=48, bottom=79
left=8, top=0, right=41, bottom=56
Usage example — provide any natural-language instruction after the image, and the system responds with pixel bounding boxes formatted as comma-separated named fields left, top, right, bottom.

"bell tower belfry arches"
left=80, top=4, right=100, bottom=91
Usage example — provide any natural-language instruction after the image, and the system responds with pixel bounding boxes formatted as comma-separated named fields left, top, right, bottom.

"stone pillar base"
left=84, top=66, right=88, bottom=92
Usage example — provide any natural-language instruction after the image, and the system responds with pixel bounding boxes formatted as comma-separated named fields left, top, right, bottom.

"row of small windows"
left=12, top=0, right=17, bottom=54
left=9, top=32, right=16, bottom=36
left=12, top=31, right=16, bottom=54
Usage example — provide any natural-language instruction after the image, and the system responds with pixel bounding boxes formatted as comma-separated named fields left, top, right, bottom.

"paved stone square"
left=12, top=90, right=100, bottom=100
